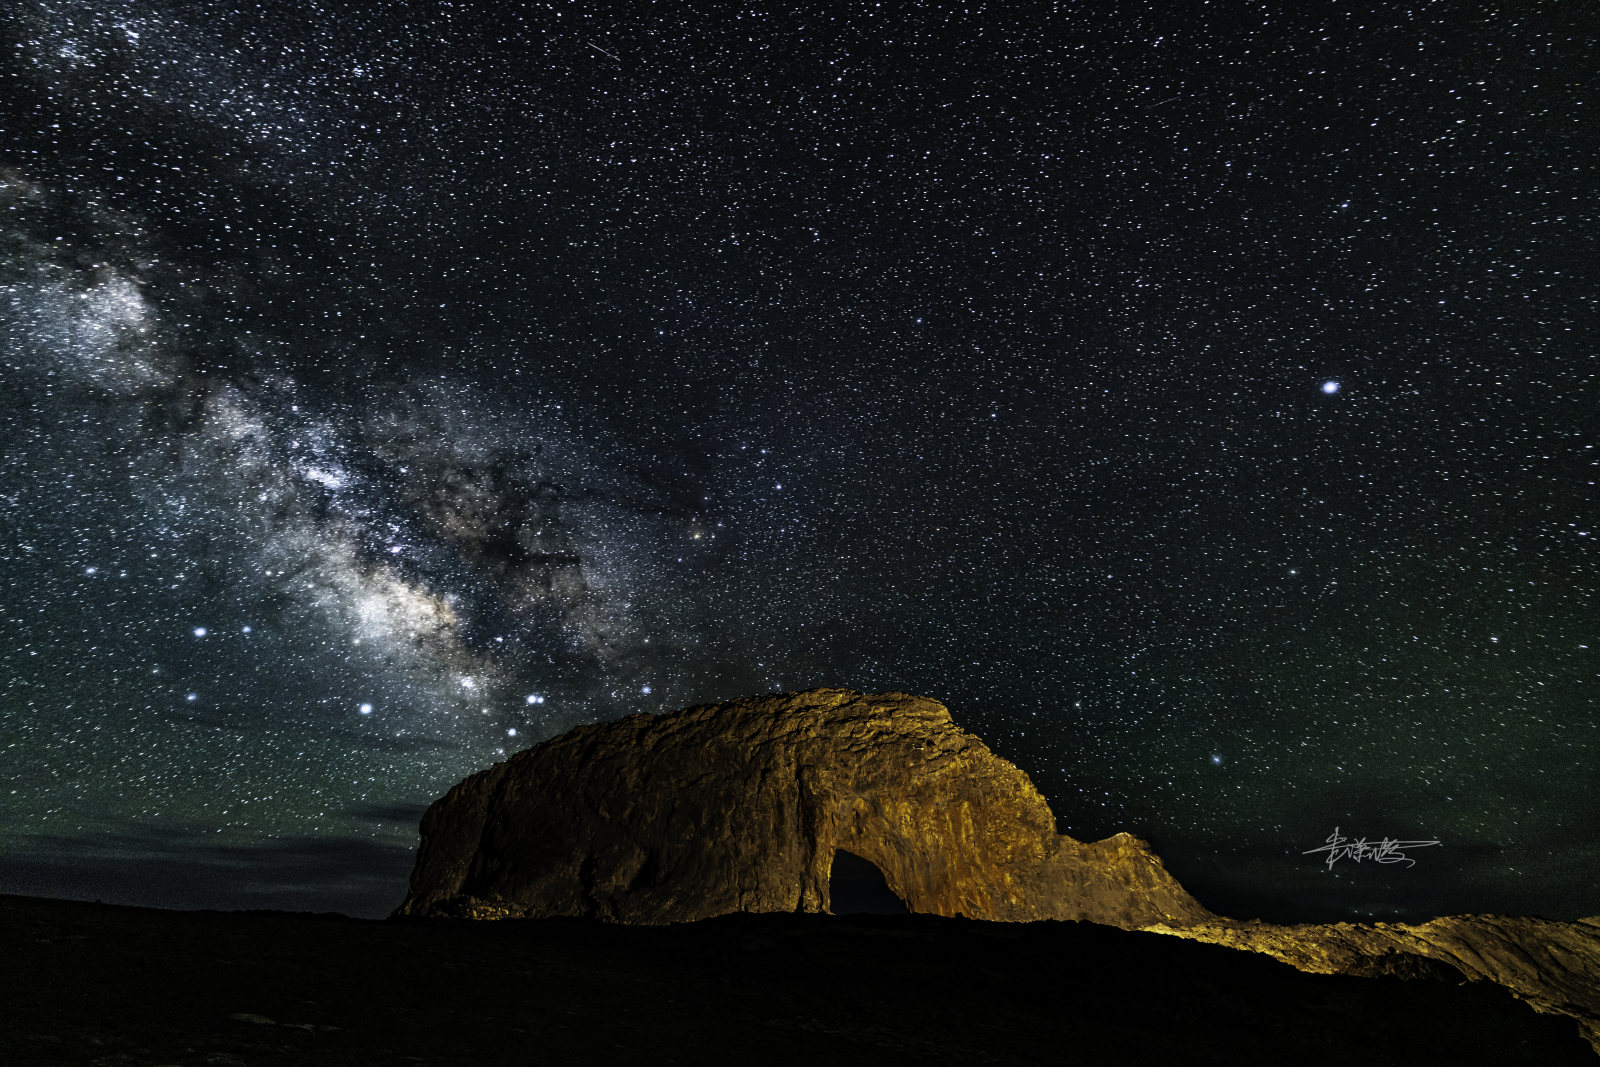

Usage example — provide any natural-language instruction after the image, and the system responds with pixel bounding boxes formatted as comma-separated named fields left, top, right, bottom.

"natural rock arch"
left=828, top=848, right=908, bottom=914
left=397, top=688, right=1211, bottom=928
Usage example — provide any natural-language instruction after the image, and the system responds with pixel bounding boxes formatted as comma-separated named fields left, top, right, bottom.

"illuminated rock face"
left=397, top=688, right=1212, bottom=927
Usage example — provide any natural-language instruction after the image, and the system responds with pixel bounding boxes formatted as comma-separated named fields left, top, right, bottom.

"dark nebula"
left=1, top=1, right=1595, bottom=921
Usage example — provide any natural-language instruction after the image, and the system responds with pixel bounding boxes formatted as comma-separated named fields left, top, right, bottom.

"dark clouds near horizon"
left=2, top=1, right=1597, bottom=921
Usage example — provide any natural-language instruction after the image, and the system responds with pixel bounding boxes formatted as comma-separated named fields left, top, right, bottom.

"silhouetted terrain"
left=5, top=894, right=1593, bottom=1066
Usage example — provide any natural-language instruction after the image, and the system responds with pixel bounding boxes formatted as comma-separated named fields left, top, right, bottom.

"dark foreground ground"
left=4, top=894, right=1594, bottom=1066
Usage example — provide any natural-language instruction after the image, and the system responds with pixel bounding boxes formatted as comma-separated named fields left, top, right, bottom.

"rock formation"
left=397, top=688, right=1211, bottom=927
left=399, top=686, right=1600, bottom=1056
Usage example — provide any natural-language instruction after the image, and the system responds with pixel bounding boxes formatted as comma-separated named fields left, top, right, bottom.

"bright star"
left=192, top=627, right=207, bottom=637
left=359, top=703, right=373, bottom=714
left=1322, top=380, right=1340, bottom=394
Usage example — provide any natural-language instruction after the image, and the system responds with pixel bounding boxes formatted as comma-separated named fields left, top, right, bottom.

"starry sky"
left=2, top=1, right=1596, bottom=922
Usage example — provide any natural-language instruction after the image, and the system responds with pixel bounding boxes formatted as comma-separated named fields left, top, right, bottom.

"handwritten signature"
left=1303, top=827, right=1442, bottom=871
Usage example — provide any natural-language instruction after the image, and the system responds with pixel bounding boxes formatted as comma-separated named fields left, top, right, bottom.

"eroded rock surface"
left=397, top=688, right=1210, bottom=927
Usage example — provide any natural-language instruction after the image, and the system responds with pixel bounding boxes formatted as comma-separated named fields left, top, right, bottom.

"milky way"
left=2, top=2, right=1596, bottom=920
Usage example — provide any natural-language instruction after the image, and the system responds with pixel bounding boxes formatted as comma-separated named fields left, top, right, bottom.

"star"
left=1, top=0, right=1589, bottom=925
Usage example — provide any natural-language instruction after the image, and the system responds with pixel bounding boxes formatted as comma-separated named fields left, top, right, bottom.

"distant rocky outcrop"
left=1144, top=913, right=1600, bottom=1056
left=397, top=688, right=1211, bottom=927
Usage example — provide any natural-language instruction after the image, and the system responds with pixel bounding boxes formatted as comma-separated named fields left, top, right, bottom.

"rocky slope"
left=397, top=688, right=1209, bottom=927
left=1143, top=913, right=1600, bottom=1056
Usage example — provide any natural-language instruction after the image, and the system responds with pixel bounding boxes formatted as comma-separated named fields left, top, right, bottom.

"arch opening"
left=828, top=849, right=908, bottom=915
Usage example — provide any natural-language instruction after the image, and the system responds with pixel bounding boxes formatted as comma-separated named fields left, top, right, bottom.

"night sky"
left=3, top=1, right=1595, bottom=923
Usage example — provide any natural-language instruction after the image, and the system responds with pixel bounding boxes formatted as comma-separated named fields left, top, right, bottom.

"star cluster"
left=2, top=2, right=1595, bottom=919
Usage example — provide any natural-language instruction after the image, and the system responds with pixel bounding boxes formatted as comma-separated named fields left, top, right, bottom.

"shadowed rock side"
left=397, top=688, right=1211, bottom=927
left=1143, top=913, right=1600, bottom=1056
